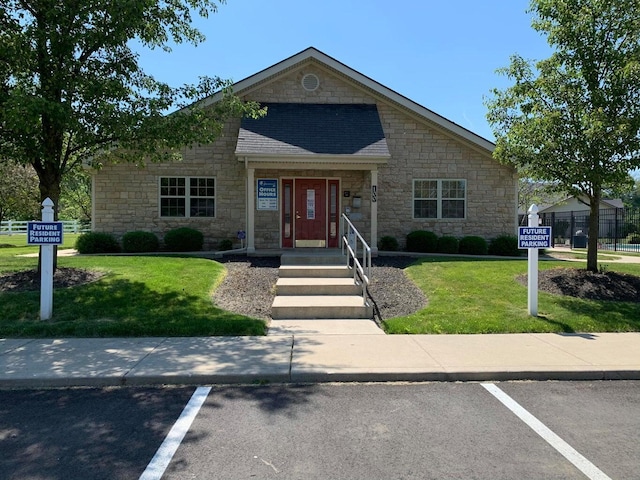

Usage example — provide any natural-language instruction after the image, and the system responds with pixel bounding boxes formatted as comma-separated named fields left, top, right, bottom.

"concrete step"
left=268, top=319, right=384, bottom=335
left=279, top=265, right=353, bottom=278
left=271, top=295, right=373, bottom=320
left=276, top=277, right=362, bottom=296
left=280, top=250, right=345, bottom=266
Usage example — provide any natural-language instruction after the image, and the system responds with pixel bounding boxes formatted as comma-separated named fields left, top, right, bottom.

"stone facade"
left=92, top=53, right=516, bottom=251
left=376, top=102, right=517, bottom=245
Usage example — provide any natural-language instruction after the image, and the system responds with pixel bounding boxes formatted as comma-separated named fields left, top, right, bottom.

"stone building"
left=91, top=47, right=517, bottom=253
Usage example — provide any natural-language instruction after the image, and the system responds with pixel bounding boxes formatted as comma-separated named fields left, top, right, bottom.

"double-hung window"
left=160, top=177, right=215, bottom=218
left=413, top=179, right=466, bottom=219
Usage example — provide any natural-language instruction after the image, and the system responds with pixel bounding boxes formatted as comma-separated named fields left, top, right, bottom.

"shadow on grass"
left=0, top=277, right=266, bottom=337
left=533, top=314, right=577, bottom=333
left=549, top=296, right=640, bottom=332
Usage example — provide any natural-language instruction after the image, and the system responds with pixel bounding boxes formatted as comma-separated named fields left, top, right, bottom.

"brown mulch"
left=0, top=267, right=105, bottom=293
left=517, top=268, right=640, bottom=303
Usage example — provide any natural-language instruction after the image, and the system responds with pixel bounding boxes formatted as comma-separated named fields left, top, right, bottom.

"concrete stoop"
left=269, top=251, right=378, bottom=334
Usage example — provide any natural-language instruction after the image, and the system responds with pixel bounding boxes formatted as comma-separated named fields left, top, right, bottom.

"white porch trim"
left=370, top=169, right=378, bottom=255
left=241, top=157, right=382, bottom=252
left=246, top=166, right=255, bottom=253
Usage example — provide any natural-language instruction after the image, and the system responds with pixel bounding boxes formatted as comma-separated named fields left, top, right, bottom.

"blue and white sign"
left=27, top=221, right=64, bottom=245
left=257, top=179, right=278, bottom=211
left=518, top=226, right=552, bottom=249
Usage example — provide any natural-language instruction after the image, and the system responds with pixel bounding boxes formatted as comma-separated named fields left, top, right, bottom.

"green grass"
left=0, top=236, right=266, bottom=337
left=383, top=257, right=640, bottom=334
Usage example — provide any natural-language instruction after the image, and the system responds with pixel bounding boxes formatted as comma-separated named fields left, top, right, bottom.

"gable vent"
left=302, top=73, right=320, bottom=91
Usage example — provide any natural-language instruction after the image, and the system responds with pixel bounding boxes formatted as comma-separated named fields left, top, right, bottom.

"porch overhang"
left=238, top=154, right=389, bottom=171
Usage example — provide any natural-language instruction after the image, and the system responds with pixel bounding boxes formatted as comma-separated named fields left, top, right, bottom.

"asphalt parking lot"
left=1, top=381, right=638, bottom=479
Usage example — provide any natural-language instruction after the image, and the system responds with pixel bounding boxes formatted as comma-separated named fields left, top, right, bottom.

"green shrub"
left=378, top=235, right=399, bottom=251
left=122, top=231, right=159, bottom=253
left=629, top=235, right=640, bottom=245
left=75, top=232, right=120, bottom=254
left=459, top=236, right=488, bottom=255
left=218, top=239, right=233, bottom=251
left=436, top=235, right=459, bottom=254
left=406, top=230, right=438, bottom=253
left=488, top=234, right=520, bottom=257
left=163, top=227, right=204, bottom=252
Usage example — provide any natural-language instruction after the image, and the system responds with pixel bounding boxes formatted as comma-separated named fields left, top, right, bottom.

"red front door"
left=295, top=179, right=326, bottom=247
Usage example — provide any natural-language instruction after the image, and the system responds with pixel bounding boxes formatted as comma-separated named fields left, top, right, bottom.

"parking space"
left=0, top=387, right=196, bottom=480
left=160, top=382, right=637, bottom=479
left=498, top=381, right=640, bottom=480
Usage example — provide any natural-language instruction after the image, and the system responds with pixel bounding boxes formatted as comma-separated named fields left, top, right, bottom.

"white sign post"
left=527, top=205, right=540, bottom=316
left=518, top=205, right=552, bottom=317
left=38, top=198, right=57, bottom=320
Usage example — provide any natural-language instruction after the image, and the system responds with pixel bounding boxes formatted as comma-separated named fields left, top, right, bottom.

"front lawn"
left=383, top=257, right=640, bottom=334
left=0, top=236, right=266, bottom=337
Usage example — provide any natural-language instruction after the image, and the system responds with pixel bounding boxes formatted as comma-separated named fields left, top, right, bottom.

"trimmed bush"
left=406, top=230, right=438, bottom=253
left=629, top=235, right=640, bottom=245
left=488, top=234, right=520, bottom=257
left=218, top=239, right=233, bottom=251
left=436, top=235, right=459, bottom=254
left=163, top=227, right=204, bottom=252
left=122, top=231, right=159, bottom=253
left=378, top=235, right=399, bottom=252
left=459, top=235, right=488, bottom=255
left=75, top=232, right=120, bottom=254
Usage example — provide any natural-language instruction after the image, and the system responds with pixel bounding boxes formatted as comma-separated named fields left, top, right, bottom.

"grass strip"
left=384, top=257, right=640, bottom=334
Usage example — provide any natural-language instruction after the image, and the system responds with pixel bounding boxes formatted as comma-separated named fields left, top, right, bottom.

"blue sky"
left=135, top=0, right=553, bottom=142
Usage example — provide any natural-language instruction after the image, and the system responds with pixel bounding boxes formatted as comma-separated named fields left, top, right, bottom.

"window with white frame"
left=413, top=179, right=466, bottom=219
left=160, top=177, right=215, bottom=218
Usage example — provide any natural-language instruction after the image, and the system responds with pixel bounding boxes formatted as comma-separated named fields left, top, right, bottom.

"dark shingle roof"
left=236, top=103, right=390, bottom=157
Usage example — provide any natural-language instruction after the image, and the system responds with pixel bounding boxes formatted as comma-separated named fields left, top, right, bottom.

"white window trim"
left=413, top=179, right=466, bottom=220
left=159, top=176, right=216, bottom=218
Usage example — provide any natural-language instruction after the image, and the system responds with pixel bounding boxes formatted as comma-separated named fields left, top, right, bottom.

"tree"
left=621, top=178, right=640, bottom=208
left=0, top=161, right=40, bottom=223
left=59, top=166, right=91, bottom=222
left=518, top=178, right=565, bottom=215
left=486, top=0, right=640, bottom=272
left=0, top=0, right=263, bottom=219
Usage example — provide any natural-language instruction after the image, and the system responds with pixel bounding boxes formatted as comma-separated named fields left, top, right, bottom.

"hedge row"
left=75, top=228, right=230, bottom=254
left=378, top=231, right=521, bottom=256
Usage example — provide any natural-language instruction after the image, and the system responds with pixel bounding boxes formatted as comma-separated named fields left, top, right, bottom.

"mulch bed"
left=0, top=267, right=105, bottom=293
left=517, top=268, right=640, bottom=303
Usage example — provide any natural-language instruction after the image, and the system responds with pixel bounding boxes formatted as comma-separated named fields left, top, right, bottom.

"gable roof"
left=236, top=103, right=390, bottom=157
left=538, top=196, right=625, bottom=213
left=200, top=47, right=495, bottom=155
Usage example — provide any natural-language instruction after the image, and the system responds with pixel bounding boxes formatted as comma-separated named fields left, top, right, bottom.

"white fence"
left=0, top=220, right=91, bottom=235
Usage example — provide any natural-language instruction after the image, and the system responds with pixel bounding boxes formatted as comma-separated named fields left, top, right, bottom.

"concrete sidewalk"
left=1, top=332, right=639, bottom=388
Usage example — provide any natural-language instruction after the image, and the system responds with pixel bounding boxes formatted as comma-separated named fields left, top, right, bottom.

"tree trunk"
left=35, top=167, right=62, bottom=272
left=586, top=192, right=601, bottom=273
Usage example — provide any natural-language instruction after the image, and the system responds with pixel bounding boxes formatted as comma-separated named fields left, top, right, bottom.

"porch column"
left=370, top=169, right=378, bottom=255
left=247, top=167, right=255, bottom=253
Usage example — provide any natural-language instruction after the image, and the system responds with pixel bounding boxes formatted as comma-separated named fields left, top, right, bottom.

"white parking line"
left=481, top=383, right=612, bottom=480
left=139, top=386, right=211, bottom=480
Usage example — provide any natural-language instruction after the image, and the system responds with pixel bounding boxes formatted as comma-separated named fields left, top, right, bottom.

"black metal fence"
left=530, top=208, right=640, bottom=252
